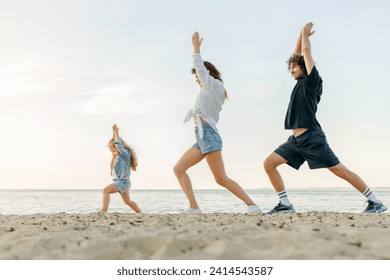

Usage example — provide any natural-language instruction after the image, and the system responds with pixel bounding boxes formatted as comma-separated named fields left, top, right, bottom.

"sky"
left=0, top=0, right=389, bottom=190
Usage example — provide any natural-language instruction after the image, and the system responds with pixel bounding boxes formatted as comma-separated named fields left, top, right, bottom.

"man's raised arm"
left=301, top=22, right=315, bottom=75
left=293, top=32, right=302, bottom=55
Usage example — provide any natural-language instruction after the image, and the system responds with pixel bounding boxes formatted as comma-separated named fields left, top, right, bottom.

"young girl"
left=101, top=124, right=141, bottom=213
left=173, top=32, right=262, bottom=214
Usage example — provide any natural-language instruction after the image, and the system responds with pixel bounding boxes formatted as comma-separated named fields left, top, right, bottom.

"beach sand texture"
left=1, top=212, right=389, bottom=260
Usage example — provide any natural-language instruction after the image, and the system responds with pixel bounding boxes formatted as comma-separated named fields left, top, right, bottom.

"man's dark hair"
left=287, top=54, right=307, bottom=76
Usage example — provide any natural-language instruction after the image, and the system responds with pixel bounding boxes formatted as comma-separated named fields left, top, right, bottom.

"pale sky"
left=0, top=0, right=389, bottom=190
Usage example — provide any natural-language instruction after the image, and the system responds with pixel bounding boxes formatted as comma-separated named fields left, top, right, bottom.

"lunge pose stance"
left=174, top=32, right=261, bottom=214
left=264, top=22, right=387, bottom=214
left=101, top=124, right=141, bottom=213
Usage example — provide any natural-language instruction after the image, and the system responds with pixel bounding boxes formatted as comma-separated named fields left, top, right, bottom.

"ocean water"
left=0, top=188, right=389, bottom=215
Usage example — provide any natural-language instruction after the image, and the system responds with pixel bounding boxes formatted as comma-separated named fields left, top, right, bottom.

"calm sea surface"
left=0, top=188, right=389, bottom=215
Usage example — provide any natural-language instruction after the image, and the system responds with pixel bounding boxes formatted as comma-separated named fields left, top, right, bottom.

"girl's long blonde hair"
left=108, top=138, right=138, bottom=171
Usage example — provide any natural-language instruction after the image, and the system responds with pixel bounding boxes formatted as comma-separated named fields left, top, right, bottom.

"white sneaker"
left=182, top=207, right=202, bottom=214
left=247, top=205, right=262, bottom=213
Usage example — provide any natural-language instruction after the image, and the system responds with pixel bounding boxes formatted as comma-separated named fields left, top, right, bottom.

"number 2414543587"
left=209, top=266, right=273, bottom=276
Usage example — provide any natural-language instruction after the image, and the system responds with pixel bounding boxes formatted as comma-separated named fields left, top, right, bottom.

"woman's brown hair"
left=192, top=61, right=228, bottom=99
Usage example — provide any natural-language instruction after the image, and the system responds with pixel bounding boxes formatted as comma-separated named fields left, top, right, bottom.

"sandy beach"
left=0, top=212, right=389, bottom=260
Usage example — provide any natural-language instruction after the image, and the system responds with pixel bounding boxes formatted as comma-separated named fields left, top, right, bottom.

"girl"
left=173, top=32, right=262, bottom=214
left=101, top=124, right=141, bottom=213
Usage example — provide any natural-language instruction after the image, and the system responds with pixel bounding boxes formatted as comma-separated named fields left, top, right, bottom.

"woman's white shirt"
left=184, top=53, right=225, bottom=139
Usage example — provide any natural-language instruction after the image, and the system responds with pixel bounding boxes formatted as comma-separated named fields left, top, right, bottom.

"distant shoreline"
left=1, top=187, right=390, bottom=191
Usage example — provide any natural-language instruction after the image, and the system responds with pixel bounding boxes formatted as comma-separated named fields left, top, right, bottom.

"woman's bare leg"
left=173, top=147, right=204, bottom=209
left=205, top=151, right=255, bottom=206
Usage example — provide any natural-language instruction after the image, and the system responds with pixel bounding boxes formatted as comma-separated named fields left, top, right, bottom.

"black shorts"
left=274, top=128, right=340, bottom=170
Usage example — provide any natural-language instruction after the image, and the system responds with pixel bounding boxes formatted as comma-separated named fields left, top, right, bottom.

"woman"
left=173, top=32, right=261, bottom=214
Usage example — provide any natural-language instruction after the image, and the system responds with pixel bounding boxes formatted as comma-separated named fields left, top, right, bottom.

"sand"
left=0, top=212, right=389, bottom=260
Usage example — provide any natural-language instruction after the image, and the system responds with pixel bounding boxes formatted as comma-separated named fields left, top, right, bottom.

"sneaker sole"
left=375, top=207, right=387, bottom=213
left=267, top=209, right=296, bottom=214
left=363, top=206, right=387, bottom=213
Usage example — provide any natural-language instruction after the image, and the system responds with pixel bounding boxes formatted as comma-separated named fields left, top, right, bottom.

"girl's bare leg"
left=101, top=183, right=119, bottom=212
left=120, top=192, right=142, bottom=213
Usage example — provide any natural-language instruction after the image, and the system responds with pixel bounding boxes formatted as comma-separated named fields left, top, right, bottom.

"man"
left=263, top=22, right=387, bottom=214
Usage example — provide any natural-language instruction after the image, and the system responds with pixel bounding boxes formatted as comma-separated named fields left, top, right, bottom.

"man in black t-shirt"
left=263, top=22, right=387, bottom=214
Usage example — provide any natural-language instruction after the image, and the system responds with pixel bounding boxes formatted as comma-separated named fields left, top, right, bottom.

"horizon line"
left=1, top=187, right=390, bottom=191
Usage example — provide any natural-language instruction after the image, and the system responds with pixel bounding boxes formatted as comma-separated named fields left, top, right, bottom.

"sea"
left=0, top=188, right=389, bottom=215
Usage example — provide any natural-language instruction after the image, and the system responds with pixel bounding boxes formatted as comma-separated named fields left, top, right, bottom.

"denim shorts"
left=274, top=128, right=340, bottom=170
left=192, top=123, right=223, bottom=155
left=113, top=178, right=131, bottom=194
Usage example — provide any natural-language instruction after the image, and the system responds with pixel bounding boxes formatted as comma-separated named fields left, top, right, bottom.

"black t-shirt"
left=284, top=66, right=323, bottom=130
